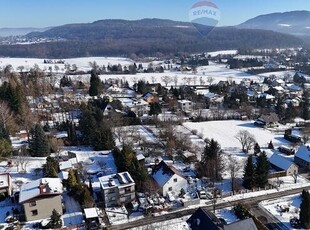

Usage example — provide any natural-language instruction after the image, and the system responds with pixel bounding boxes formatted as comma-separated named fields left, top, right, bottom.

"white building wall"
left=162, top=174, right=188, bottom=197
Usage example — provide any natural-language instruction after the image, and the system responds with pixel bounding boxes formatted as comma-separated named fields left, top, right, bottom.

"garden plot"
left=260, top=194, right=303, bottom=230
left=114, top=125, right=162, bottom=148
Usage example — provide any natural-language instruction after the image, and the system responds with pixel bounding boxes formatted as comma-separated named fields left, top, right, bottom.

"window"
left=31, top=210, right=38, bottom=216
left=108, top=197, right=116, bottom=202
left=173, top=178, right=177, bottom=182
left=168, top=187, right=172, bottom=191
left=108, top=188, right=115, bottom=194
left=29, top=201, right=36, bottom=207
left=125, top=187, right=131, bottom=193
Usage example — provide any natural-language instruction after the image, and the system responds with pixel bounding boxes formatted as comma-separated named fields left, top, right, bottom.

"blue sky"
left=1, top=0, right=310, bottom=28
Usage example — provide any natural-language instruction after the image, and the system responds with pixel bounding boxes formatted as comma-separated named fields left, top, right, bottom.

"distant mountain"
left=0, top=27, right=52, bottom=37
left=238, top=11, right=310, bottom=36
left=0, top=18, right=303, bottom=58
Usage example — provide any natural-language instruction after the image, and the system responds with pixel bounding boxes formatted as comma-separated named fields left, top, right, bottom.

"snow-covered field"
left=0, top=57, right=133, bottom=73
left=98, top=62, right=261, bottom=88
left=183, top=120, right=290, bottom=151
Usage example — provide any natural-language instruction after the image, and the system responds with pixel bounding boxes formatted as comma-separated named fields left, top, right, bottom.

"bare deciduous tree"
left=16, top=147, right=29, bottom=173
left=0, top=100, right=15, bottom=131
left=228, top=155, right=242, bottom=195
left=207, top=77, right=214, bottom=85
left=302, top=125, right=310, bottom=144
left=161, top=76, right=172, bottom=87
left=235, top=130, right=256, bottom=153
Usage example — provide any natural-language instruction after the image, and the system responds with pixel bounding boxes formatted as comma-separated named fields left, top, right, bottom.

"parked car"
left=199, top=190, right=207, bottom=199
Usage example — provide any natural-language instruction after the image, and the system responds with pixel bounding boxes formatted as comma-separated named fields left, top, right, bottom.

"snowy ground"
left=0, top=57, right=133, bottom=73
left=98, top=62, right=262, bottom=88
left=127, top=207, right=237, bottom=230
left=183, top=120, right=291, bottom=151
left=260, top=194, right=303, bottom=230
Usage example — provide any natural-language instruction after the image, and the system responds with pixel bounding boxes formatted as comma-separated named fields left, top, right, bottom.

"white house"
left=269, top=154, right=298, bottom=176
left=99, top=172, right=135, bottom=207
left=151, top=161, right=188, bottom=197
left=178, top=100, right=192, bottom=113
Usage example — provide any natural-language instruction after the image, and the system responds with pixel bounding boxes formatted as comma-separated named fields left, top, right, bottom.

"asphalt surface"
left=107, top=185, right=310, bottom=230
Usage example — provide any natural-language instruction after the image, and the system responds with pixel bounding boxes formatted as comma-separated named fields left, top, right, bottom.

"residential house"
left=187, top=207, right=223, bottom=230
left=187, top=207, right=258, bottom=230
left=99, top=172, right=135, bottom=208
left=120, top=98, right=150, bottom=117
left=19, top=178, right=63, bottom=221
left=143, top=92, right=157, bottom=104
left=178, top=100, right=193, bottom=113
left=268, top=154, right=298, bottom=176
left=255, top=113, right=279, bottom=127
left=294, top=145, right=310, bottom=170
left=272, top=79, right=285, bottom=87
left=151, top=161, right=188, bottom=197
left=0, top=173, right=13, bottom=197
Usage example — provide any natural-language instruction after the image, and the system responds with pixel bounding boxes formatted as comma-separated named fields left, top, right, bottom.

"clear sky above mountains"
left=1, top=0, right=310, bottom=28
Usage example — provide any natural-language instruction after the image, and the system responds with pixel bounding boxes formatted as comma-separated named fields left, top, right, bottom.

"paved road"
left=107, top=186, right=310, bottom=230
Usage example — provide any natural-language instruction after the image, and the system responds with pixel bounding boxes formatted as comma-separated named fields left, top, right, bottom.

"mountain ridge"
left=238, top=10, right=310, bottom=36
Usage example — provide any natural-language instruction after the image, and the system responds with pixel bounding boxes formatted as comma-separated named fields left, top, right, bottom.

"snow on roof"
left=178, top=100, right=191, bottom=104
left=0, top=173, right=10, bottom=188
left=19, top=178, right=63, bottom=203
left=224, top=218, right=258, bottom=230
left=59, top=161, right=72, bottom=171
left=84, top=208, right=99, bottom=219
left=295, top=145, right=310, bottom=163
left=152, top=161, right=185, bottom=187
left=269, top=154, right=295, bottom=171
left=99, top=172, right=135, bottom=190
left=136, top=154, right=145, bottom=161
left=273, top=86, right=284, bottom=91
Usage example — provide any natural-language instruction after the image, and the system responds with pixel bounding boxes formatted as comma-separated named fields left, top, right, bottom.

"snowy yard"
left=260, top=194, right=303, bottom=230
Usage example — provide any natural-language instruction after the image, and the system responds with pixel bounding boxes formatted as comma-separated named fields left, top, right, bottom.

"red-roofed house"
left=19, top=178, right=63, bottom=221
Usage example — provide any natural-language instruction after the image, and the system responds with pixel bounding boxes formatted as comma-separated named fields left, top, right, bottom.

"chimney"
left=38, top=183, right=46, bottom=194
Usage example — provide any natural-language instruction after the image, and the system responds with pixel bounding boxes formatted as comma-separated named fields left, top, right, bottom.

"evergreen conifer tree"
left=255, top=151, right=270, bottom=188
left=243, top=155, right=256, bottom=189
left=67, top=169, right=77, bottom=190
left=30, top=124, right=50, bottom=157
left=89, top=70, right=102, bottom=96
left=49, top=209, right=62, bottom=228
left=300, top=190, right=310, bottom=229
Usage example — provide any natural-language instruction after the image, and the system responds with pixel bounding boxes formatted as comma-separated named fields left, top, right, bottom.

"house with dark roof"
left=294, top=145, right=310, bottom=170
left=19, top=178, right=63, bottom=221
left=187, top=207, right=258, bottom=230
left=151, top=161, right=188, bottom=197
left=187, top=207, right=224, bottom=230
left=255, top=113, right=279, bottom=127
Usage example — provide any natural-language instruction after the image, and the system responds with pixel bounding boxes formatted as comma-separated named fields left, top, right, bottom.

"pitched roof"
left=295, top=145, right=310, bottom=163
left=152, top=161, right=186, bottom=187
left=19, top=178, right=63, bottom=203
left=224, top=218, right=257, bottom=230
left=187, top=207, right=223, bottom=230
left=269, top=154, right=296, bottom=171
